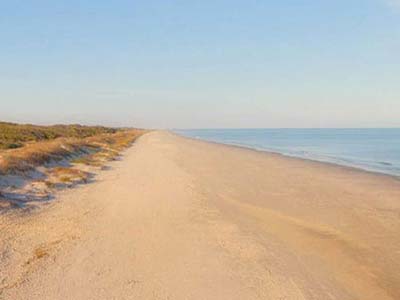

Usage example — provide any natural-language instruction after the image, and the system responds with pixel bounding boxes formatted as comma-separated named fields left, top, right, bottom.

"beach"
left=1, top=130, right=399, bottom=299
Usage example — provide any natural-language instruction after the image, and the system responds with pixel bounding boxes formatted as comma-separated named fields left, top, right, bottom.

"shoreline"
left=1, top=130, right=400, bottom=299
left=174, top=132, right=400, bottom=181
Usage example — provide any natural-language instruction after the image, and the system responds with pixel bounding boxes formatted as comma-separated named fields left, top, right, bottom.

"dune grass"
left=50, top=167, right=90, bottom=184
left=0, top=123, right=145, bottom=175
left=0, top=122, right=118, bottom=150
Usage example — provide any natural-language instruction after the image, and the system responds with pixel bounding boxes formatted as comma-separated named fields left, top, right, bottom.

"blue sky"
left=0, top=0, right=399, bottom=128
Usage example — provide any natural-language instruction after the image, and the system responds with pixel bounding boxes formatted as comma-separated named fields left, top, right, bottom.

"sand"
left=1, top=130, right=400, bottom=299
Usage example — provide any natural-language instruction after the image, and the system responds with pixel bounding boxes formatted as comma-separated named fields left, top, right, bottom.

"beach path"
left=1, top=131, right=400, bottom=300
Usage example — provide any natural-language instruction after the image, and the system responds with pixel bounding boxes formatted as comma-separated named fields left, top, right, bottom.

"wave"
left=176, top=129, right=400, bottom=177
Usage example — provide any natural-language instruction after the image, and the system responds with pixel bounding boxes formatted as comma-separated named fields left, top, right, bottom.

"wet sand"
left=1, top=130, right=400, bottom=299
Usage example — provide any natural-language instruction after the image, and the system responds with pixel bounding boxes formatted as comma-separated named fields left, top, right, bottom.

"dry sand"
left=1, top=130, right=400, bottom=299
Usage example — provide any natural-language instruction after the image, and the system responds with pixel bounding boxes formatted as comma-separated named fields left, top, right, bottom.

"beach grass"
left=0, top=123, right=145, bottom=175
left=0, top=122, right=118, bottom=150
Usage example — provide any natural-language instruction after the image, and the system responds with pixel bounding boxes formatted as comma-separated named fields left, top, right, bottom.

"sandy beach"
left=1, top=130, right=399, bottom=300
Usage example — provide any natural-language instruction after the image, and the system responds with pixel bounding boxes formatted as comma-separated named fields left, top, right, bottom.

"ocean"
left=175, top=128, right=400, bottom=177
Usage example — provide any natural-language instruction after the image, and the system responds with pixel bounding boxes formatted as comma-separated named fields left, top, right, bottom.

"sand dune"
left=1, top=131, right=400, bottom=299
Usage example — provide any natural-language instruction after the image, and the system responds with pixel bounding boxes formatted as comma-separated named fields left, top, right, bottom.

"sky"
left=0, top=0, right=399, bottom=128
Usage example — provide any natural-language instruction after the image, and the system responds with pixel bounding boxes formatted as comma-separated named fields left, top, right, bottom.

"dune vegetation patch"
left=0, top=122, right=117, bottom=150
left=0, top=125, right=145, bottom=175
left=0, top=123, right=147, bottom=210
left=48, top=167, right=90, bottom=185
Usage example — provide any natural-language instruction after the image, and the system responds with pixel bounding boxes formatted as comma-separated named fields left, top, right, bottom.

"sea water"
left=175, top=128, right=400, bottom=177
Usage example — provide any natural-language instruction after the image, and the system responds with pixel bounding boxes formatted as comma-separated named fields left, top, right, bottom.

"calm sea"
left=175, top=129, right=400, bottom=177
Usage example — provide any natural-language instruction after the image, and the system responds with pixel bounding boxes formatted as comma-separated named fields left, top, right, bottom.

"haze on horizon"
left=1, top=1, right=399, bottom=129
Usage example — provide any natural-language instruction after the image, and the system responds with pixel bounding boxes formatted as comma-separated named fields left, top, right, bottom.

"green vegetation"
left=0, top=122, right=118, bottom=150
left=0, top=122, right=146, bottom=175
